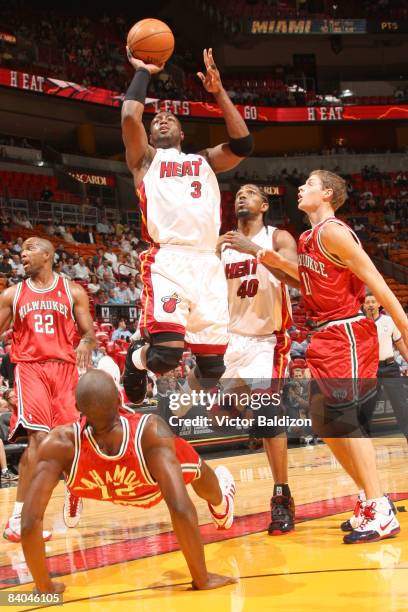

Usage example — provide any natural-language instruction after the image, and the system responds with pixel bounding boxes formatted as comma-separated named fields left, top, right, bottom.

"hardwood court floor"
left=0, top=437, right=407, bottom=611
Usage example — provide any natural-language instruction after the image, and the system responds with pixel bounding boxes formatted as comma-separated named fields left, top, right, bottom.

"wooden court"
left=0, top=437, right=407, bottom=611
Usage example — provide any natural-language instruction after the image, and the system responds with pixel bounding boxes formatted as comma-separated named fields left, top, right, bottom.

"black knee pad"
left=194, top=354, right=225, bottom=388
left=146, top=345, right=184, bottom=375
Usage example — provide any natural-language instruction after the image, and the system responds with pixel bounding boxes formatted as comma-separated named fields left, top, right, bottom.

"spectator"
left=107, top=287, right=123, bottom=304
left=91, top=345, right=107, bottom=367
left=40, top=185, right=54, bottom=201
left=0, top=254, right=12, bottom=277
left=97, top=259, right=114, bottom=282
left=104, top=244, right=119, bottom=272
left=99, top=270, right=116, bottom=294
left=9, top=254, right=24, bottom=278
left=127, top=279, right=141, bottom=303
left=7, top=269, right=21, bottom=286
left=114, top=281, right=131, bottom=303
left=88, top=273, right=100, bottom=294
left=73, top=256, right=91, bottom=281
left=94, top=289, right=108, bottom=305
left=62, top=257, right=76, bottom=280
left=111, top=319, right=132, bottom=342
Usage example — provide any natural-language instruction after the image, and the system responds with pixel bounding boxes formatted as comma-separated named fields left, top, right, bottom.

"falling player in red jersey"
left=20, top=369, right=237, bottom=594
left=0, top=237, right=96, bottom=542
left=258, top=170, right=408, bottom=543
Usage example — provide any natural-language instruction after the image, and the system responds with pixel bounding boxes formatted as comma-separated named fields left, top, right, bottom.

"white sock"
left=12, top=501, right=23, bottom=518
left=358, top=490, right=366, bottom=501
left=366, top=495, right=388, bottom=508
left=1, top=468, right=8, bottom=474
left=212, top=495, right=228, bottom=514
left=132, top=345, right=148, bottom=370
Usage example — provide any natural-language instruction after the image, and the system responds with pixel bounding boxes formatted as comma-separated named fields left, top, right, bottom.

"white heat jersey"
left=138, top=147, right=221, bottom=249
left=221, top=226, right=292, bottom=336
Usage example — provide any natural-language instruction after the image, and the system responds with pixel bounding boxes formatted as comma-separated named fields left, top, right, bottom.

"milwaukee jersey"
left=11, top=274, right=77, bottom=363
left=138, top=147, right=221, bottom=249
left=221, top=226, right=292, bottom=336
left=66, top=412, right=200, bottom=508
left=298, top=218, right=365, bottom=325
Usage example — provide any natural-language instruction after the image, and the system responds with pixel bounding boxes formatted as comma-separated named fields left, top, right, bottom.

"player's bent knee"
left=146, top=345, right=184, bottom=375
left=194, top=354, right=226, bottom=388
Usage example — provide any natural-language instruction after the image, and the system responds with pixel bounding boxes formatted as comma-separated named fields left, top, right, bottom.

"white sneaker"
left=208, top=466, right=236, bottom=530
left=63, top=486, right=83, bottom=528
left=343, top=497, right=400, bottom=544
left=3, top=518, right=52, bottom=543
left=340, top=493, right=366, bottom=532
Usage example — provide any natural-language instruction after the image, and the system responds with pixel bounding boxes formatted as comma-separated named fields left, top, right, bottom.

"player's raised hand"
left=126, top=46, right=164, bottom=75
left=197, top=48, right=222, bottom=95
left=192, top=573, right=238, bottom=590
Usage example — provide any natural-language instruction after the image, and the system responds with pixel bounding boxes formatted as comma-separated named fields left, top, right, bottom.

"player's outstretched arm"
left=142, top=416, right=237, bottom=590
left=197, top=49, right=253, bottom=173
left=320, top=222, right=408, bottom=344
left=121, top=49, right=160, bottom=183
left=0, top=285, right=17, bottom=335
left=70, top=282, right=97, bottom=369
left=21, top=428, right=75, bottom=594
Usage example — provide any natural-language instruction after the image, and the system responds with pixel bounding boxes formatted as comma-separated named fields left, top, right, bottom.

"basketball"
left=127, top=18, right=174, bottom=66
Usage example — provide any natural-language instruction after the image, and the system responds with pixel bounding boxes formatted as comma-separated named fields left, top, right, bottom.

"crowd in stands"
left=198, top=0, right=408, bottom=33
left=1, top=2, right=407, bottom=110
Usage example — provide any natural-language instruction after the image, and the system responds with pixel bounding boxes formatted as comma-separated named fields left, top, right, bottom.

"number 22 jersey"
left=11, top=274, right=77, bottom=363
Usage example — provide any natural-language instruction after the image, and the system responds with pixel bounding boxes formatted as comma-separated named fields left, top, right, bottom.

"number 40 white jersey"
left=138, top=147, right=221, bottom=250
left=221, top=226, right=292, bottom=336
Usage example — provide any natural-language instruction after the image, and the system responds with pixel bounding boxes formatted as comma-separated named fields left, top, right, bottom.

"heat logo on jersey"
left=159, top=159, right=202, bottom=178
left=225, top=258, right=258, bottom=279
left=161, top=292, right=181, bottom=313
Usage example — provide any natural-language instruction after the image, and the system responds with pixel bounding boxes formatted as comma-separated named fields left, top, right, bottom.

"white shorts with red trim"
left=222, top=332, right=290, bottom=390
left=139, top=245, right=229, bottom=354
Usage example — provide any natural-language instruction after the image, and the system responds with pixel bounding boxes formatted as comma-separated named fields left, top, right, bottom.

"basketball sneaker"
left=343, top=497, right=400, bottom=544
left=340, top=493, right=365, bottom=532
left=3, top=519, right=52, bottom=543
left=63, top=487, right=83, bottom=528
left=208, top=466, right=236, bottom=530
left=123, top=342, right=147, bottom=404
left=268, top=494, right=295, bottom=535
left=0, top=469, right=18, bottom=483
left=341, top=494, right=397, bottom=532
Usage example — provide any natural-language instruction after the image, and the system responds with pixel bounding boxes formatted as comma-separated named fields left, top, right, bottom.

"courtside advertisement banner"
left=1, top=68, right=408, bottom=123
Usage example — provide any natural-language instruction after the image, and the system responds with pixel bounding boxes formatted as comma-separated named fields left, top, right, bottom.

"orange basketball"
left=127, top=18, right=174, bottom=66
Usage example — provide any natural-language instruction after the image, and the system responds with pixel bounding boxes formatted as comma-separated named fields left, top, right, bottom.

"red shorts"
left=306, top=317, right=378, bottom=407
left=174, top=436, right=202, bottom=485
left=9, top=361, right=79, bottom=441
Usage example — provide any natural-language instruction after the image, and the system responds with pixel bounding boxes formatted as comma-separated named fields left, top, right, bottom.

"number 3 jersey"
left=221, top=226, right=292, bottom=336
left=138, top=147, right=221, bottom=249
left=11, top=274, right=77, bottom=363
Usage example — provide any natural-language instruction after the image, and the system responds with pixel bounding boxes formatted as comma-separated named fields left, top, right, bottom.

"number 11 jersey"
left=11, top=274, right=77, bottom=363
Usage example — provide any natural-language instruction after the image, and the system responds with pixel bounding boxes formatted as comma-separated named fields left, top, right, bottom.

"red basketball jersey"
left=66, top=412, right=200, bottom=508
left=11, top=274, right=77, bottom=363
left=298, top=218, right=365, bottom=325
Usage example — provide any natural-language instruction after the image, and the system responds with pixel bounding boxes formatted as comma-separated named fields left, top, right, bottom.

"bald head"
left=76, top=370, right=120, bottom=425
left=23, top=237, right=55, bottom=258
